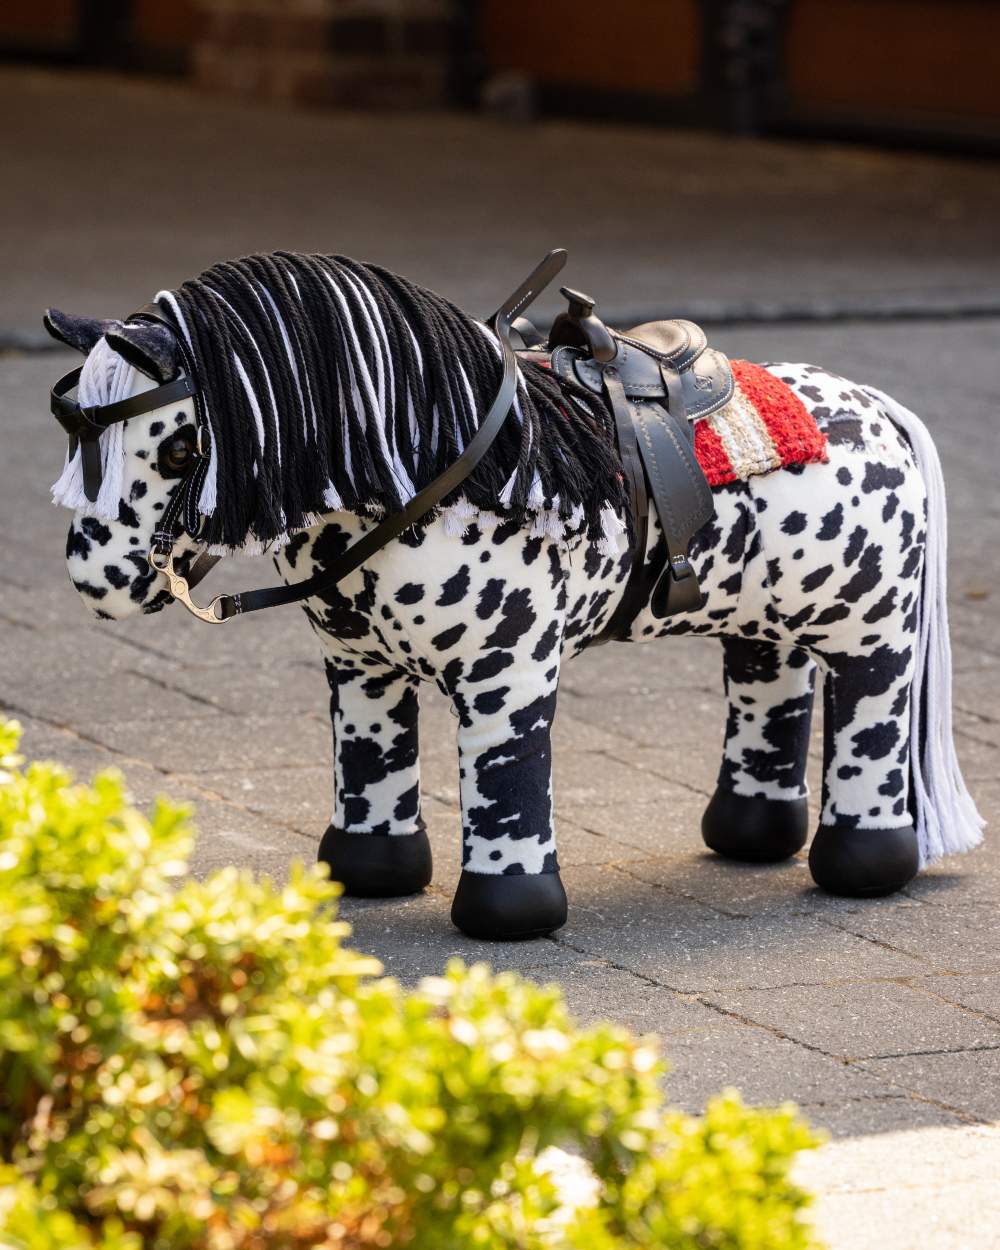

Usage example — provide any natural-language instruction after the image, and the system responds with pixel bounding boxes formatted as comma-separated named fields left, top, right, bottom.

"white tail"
left=863, top=385, right=985, bottom=865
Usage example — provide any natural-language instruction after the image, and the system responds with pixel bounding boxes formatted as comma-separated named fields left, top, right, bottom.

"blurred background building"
left=3, top=0, right=999, bottom=151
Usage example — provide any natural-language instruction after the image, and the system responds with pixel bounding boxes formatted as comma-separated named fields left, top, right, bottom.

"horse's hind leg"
left=703, top=637, right=815, bottom=862
left=809, top=643, right=920, bottom=896
left=317, top=659, right=432, bottom=897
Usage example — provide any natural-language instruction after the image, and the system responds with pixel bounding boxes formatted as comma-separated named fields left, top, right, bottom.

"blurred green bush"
left=0, top=718, right=821, bottom=1249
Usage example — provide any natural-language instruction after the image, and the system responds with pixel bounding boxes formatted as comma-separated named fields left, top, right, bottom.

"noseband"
left=72, top=250, right=567, bottom=624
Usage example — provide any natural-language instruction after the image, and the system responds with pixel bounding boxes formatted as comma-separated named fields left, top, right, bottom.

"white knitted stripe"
left=862, top=385, right=985, bottom=864
left=711, top=388, right=780, bottom=479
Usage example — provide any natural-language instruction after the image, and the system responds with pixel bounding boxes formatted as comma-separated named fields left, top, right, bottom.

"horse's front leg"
left=318, top=658, right=432, bottom=897
left=449, top=660, right=567, bottom=940
left=702, top=637, right=815, bottom=862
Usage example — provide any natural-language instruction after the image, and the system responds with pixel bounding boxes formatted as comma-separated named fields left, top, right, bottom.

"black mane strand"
left=163, top=252, right=624, bottom=549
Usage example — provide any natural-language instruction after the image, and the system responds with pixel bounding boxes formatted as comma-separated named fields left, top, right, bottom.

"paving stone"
left=556, top=865, right=925, bottom=991
left=183, top=803, right=316, bottom=882
left=797, top=1124, right=1000, bottom=1248
left=554, top=745, right=708, bottom=805
left=704, top=981, right=1000, bottom=1060
left=557, top=693, right=726, bottom=795
left=825, top=902, right=1000, bottom=976
left=0, top=661, right=229, bottom=724
left=656, top=1020, right=892, bottom=1115
left=857, top=1048, right=1000, bottom=1121
left=183, top=765, right=333, bottom=839
left=83, top=713, right=331, bottom=774
left=904, top=857, right=1000, bottom=908
left=547, top=962, right=727, bottom=1037
left=9, top=69, right=1000, bottom=338
left=804, top=1120, right=1000, bottom=1192
left=14, top=714, right=123, bottom=781
left=561, top=636, right=720, bottom=699
left=556, top=781, right=712, bottom=859
left=337, top=891, right=582, bottom=985
left=946, top=723, right=1000, bottom=782
left=915, top=974, right=1000, bottom=1024
left=552, top=711, right=651, bottom=757
left=793, top=1096, right=966, bottom=1139
left=807, top=1180, right=999, bottom=1250
left=619, top=852, right=816, bottom=917
left=173, top=658, right=328, bottom=719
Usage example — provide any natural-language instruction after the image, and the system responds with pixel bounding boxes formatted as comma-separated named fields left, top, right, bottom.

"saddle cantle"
left=527, top=286, right=727, bottom=640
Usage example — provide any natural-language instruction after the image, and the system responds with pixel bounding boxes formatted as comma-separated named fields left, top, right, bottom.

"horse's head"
left=44, top=308, right=203, bottom=620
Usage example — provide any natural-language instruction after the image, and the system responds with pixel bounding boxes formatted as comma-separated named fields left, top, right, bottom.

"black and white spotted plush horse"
left=43, top=251, right=982, bottom=940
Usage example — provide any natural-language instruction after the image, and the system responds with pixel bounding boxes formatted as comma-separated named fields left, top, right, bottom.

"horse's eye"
left=161, top=434, right=195, bottom=474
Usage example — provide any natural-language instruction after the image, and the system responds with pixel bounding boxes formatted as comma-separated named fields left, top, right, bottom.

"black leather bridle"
left=50, top=366, right=197, bottom=503
left=51, top=250, right=567, bottom=624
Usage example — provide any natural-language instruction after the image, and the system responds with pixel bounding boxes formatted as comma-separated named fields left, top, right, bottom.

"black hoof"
left=451, top=870, right=568, bottom=941
left=809, top=823, right=919, bottom=897
left=702, top=787, right=809, bottom=863
left=318, top=824, right=432, bottom=898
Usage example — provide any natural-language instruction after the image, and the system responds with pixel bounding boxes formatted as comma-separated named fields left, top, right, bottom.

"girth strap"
left=591, top=368, right=654, bottom=643
left=632, top=398, right=713, bottom=617
left=593, top=359, right=715, bottom=640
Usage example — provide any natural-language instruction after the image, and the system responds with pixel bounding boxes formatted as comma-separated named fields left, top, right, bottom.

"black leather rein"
left=147, top=249, right=568, bottom=624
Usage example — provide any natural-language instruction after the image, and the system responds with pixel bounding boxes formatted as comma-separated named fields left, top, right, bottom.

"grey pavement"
left=5, top=66, right=1000, bottom=349
left=3, top=67, right=1000, bottom=1249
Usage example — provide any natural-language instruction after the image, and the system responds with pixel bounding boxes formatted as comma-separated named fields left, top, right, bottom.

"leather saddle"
left=516, top=287, right=727, bottom=639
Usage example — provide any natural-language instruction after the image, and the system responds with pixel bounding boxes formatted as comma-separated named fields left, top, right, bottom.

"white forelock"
left=50, top=337, right=140, bottom=518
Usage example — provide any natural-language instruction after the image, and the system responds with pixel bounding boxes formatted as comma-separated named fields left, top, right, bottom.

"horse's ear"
left=43, top=309, right=118, bottom=354
left=104, top=321, right=179, bottom=383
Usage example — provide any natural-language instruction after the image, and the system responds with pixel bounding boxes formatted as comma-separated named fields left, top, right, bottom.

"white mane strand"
left=51, top=255, right=630, bottom=559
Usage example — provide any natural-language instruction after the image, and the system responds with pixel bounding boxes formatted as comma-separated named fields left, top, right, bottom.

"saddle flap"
left=550, top=337, right=734, bottom=421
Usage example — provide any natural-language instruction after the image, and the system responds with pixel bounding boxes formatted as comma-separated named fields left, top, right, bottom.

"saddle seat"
left=550, top=319, right=734, bottom=422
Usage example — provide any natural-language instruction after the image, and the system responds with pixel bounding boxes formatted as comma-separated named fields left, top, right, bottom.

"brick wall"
left=190, top=0, right=453, bottom=109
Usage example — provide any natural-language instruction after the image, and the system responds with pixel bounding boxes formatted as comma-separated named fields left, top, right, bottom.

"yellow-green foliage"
left=0, top=720, right=822, bottom=1249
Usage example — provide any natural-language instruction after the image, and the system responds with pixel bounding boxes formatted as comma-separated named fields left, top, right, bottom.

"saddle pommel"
left=549, top=285, right=617, bottom=364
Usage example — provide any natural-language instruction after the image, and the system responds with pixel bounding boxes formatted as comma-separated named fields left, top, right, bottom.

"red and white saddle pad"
left=694, top=360, right=828, bottom=487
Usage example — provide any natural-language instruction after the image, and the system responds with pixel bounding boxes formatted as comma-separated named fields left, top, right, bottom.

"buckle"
left=670, top=555, right=694, bottom=581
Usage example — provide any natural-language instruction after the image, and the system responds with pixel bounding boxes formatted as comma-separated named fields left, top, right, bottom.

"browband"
left=50, top=362, right=197, bottom=503
left=50, top=368, right=196, bottom=437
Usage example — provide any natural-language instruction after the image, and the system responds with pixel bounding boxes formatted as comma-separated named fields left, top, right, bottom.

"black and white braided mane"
left=147, top=252, right=627, bottom=552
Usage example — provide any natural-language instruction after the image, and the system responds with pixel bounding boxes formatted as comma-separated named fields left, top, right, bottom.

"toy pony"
left=44, top=249, right=982, bottom=939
